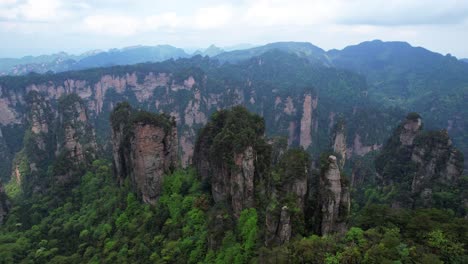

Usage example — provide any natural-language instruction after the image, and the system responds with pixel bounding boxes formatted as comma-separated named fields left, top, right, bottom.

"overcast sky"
left=1, top=0, right=468, bottom=58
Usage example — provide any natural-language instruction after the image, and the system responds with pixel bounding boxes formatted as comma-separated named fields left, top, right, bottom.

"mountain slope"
left=72, top=45, right=189, bottom=70
left=215, top=42, right=330, bottom=65
left=328, top=40, right=468, bottom=167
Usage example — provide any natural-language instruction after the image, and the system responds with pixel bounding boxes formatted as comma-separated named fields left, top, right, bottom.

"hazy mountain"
left=193, top=45, right=225, bottom=57
left=461, top=58, right=468, bottom=63
left=0, top=45, right=189, bottom=75
left=0, top=52, right=84, bottom=75
left=72, top=45, right=189, bottom=70
left=214, top=41, right=330, bottom=64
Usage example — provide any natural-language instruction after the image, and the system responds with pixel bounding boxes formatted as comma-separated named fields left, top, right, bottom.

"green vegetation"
left=196, top=106, right=269, bottom=169
left=2, top=159, right=465, bottom=263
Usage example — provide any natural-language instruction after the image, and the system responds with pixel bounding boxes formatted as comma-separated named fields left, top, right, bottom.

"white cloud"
left=145, top=12, right=181, bottom=30
left=1, top=0, right=468, bottom=57
left=193, top=5, right=234, bottom=29
left=18, top=0, right=63, bottom=21
left=243, top=0, right=337, bottom=26
left=335, top=0, right=468, bottom=25
left=83, top=15, right=140, bottom=36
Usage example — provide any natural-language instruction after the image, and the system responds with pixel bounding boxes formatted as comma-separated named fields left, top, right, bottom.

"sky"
left=1, top=0, right=468, bottom=58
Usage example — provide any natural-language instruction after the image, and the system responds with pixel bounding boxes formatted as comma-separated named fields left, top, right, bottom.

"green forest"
left=1, top=162, right=467, bottom=263
left=0, top=106, right=467, bottom=264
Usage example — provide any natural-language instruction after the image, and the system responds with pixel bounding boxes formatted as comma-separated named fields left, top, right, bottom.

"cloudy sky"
left=1, top=0, right=468, bottom=58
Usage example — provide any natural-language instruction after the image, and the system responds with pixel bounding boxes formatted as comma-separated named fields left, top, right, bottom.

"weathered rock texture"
left=299, top=94, right=316, bottom=149
left=194, top=106, right=269, bottom=218
left=111, top=103, right=178, bottom=204
left=0, top=181, right=10, bottom=225
left=0, top=54, right=405, bottom=194
left=331, top=120, right=347, bottom=168
left=318, top=155, right=350, bottom=235
left=375, top=113, right=464, bottom=209
left=11, top=92, right=56, bottom=194
left=9, top=92, right=99, bottom=195
left=54, top=94, right=98, bottom=185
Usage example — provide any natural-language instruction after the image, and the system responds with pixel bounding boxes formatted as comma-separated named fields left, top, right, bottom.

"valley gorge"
left=0, top=43, right=466, bottom=263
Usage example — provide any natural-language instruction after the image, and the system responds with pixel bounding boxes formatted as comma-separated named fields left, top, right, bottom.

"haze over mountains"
left=3, top=40, right=467, bottom=76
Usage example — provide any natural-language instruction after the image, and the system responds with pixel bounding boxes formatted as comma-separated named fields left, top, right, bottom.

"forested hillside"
left=0, top=41, right=466, bottom=263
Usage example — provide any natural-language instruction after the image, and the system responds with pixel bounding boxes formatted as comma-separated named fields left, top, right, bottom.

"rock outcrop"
left=299, top=94, right=318, bottom=149
left=53, top=94, right=98, bottom=185
left=265, top=148, right=309, bottom=246
left=331, top=119, right=346, bottom=168
left=11, top=91, right=56, bottom=194
left=111, top=103, right=178, bottom=204
left=318, top=155, right=350, bottom=235
left=0, top=181, right=10, bottom=225
left=194, top=106, right=269, bottom=218
left=375, top=113, right=464, bottom=209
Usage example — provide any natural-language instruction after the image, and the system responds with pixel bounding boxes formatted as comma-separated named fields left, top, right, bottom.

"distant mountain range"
left=0, top=40, right=467, bottom=169
left=461, top=58, right=468, bottom=63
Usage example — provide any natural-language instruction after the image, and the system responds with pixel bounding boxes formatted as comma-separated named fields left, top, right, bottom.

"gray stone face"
left=112, top=120, right=177, bottom=204
left=320, top=155, right=350, bottom=235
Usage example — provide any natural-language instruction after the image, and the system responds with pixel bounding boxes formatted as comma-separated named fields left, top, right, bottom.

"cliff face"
left=194, top=106, right=269, bottom=218
left=376, top=113, right=464, bottom=209
left=319, top=155, right=350, bottom=235
left=111, top=103, right=178, bottom=204
left=12, top=92, right=55, bottom=194
left=0, top=181, right=10, bottom=225
left=130, top=123, right=178, bottom=204
left=0, top=53, right=388, bottom=174
left=54, top=94, right=98, bottom=185
left=331, top=120, right=347, bottom=168
left=410, top=131, right=464, bottom=207
left=9, top=92, right=99, bottom=194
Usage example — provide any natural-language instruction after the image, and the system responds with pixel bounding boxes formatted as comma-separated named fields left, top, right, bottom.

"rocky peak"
left=399, top=113, right=422, bottom=146
left=111, top=103, right=178, bottom=204
left=331, top=119, right=347, bottom=168
left=8, top=92, right=55, bottom=195
left=318, top=155, right=350, bottom=235
left=26, top=91, right=54, bottom=151
left=375, top=113, right=464, bottom=209
left=194, top=106, right=269, bottom=218
left=56, top=94, right=97, bottom=165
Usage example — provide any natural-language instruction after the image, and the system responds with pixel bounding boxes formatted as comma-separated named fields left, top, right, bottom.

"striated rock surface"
left=0, top=181, right=10, bottom=225
left=277, top=206, right=292, bottom=244
left=10, top=91, right=56, bottom=194
left=410, top=131, right=464, bottom=207
left=399, top=114, right=422, bottom=146
left=375, top=113, right=464, bottom=208
left=53, top=94, right=98, bottom=185
left=299, top=94, right=317, bottom=149
left=111, top=103, right=177, bottom=204
left=319, top=155, right=350, bottom=235
left=57, top=94, right=97, bottom=164
left=331, top=119, right=347, bottom=168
